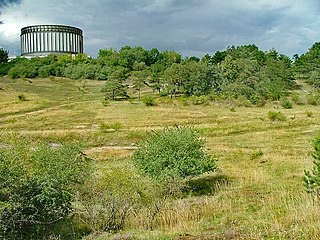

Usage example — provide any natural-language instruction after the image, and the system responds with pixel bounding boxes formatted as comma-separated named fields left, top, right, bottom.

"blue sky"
left=1, top=0, right=320, bottom=58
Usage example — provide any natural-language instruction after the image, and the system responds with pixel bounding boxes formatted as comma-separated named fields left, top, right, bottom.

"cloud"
left=0, top=0, right=21, bottom=25
left=1, top=0, right=320, bottom=57
left=0, top=0, right=21, bottom=8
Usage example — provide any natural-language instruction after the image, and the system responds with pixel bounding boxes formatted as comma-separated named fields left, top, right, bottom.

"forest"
left=0, top=43, right=320, bottom=240
left=2, top=43, right=319, bottom=104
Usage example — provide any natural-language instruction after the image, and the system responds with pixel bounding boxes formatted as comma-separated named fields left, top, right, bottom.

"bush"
left=281, top=98, right=293, bottom=109
left=292, top=93, right=305, bottom=105
left=268, top=111, right=286, bottom=121
left=73, top=164, right=155, bottom=233
left=306, top=111, right=313, bottom=117
left=142, top=96, right=156, bottom=106
left=304, top=135, right=320, bottom=196
left=133, top=126, right=217, bottom=181
left=189, top=95, right=209, bottom=105
left=99, top=122, right=122, bottom=132
left=307, top=94, right=319, bottom=106
left=18, top=94, right=28, bottom=101
left=0, top=141, right=92, bottom=239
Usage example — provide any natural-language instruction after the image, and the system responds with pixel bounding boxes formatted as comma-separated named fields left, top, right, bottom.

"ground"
left=0, top=76, right=320, bottom=239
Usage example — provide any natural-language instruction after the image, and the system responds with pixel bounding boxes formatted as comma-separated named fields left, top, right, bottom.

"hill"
left=0, top=76, right=320, bottom=239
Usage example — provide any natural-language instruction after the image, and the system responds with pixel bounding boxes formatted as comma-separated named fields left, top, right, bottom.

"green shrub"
left=281, top=98, right=293, bottom=109
left=268, top=111, right=286, bottom=121
left=142, top=96, right=156, bottom=106
left=133, top=126, right=217, bottom=181
left=0, top=141, right=92, bottom=239
left=73, top=164, right=155, bottom=233
left=189, top=95, right=209, bottom=105
left=250, top=149, right=264, bottom=160
left=292, top=93, right=305, bottom=105
left=306, top=111, right=314, bottom=117
left=304, top=135, right=320, bottom=196
left=99, top=122, right=122, bottom=132
left=18, top=94, right=28, bottom=101
left=306, top=94, right=319, bottom=106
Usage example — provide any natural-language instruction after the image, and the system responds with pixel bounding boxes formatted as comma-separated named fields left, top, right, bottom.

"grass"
left=1, top=76, right=320, bottom=239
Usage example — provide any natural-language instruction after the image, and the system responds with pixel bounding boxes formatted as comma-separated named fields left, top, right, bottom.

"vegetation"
left=0, top=42, right=320, bottom=239
left=1, top=44, right=302, bottom=104
left=304, top=135, right=320, bottom=195
left=0, top=140, right=92, bottom=239
left=133, top=127, right=216, bottom=181
left=0, top=48, right=9, bottom=64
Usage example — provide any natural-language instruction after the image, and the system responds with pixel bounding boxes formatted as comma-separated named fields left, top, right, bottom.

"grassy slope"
left=1, top=76, right=320, bottom=239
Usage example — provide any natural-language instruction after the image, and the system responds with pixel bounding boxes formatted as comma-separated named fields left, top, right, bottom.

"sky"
left=1, top=0, right=320, bottom=58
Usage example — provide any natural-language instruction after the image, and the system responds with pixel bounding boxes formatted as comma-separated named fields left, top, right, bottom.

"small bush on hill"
left=281, top=98, right=293, bottom=109
left=268, top=111, right=286, bottom=121
left=133, top=126, right=217, bottom=182
left=142, top=96, right=156, bottom=106
left=18, top=94, right=28, bottom=101
left=99, top=122, right=122, bottom=132
left=306, top=94, right=319, bottom=106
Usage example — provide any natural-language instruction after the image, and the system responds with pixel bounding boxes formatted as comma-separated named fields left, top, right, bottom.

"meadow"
left=0, top=76, right=320, bottom=239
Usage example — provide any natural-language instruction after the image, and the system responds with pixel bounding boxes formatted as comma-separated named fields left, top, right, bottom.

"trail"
left=294, top=79, right=311, bottom=95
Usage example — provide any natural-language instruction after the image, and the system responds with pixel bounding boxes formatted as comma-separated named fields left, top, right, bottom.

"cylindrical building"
left=20, top=25, right=83, bottom=57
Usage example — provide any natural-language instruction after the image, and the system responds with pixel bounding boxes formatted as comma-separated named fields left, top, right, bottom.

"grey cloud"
left=0, top=0, right=21, bottom=25
left=1, top=0, right=320, bottom=58
left=0, top=0, right=21, bottom=8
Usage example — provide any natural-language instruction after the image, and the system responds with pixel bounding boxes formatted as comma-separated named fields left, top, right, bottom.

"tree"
left=308, top=70, right=320, bottom=88
left=0, top=48, right=9, bottom=64
left=133, top=126, right=217, bottom=182
left=162, top=63, right=189, bottom=97
left=304, top=135, right=320, bottom=196
left=101, top=68, right=128, bottom=100
left=129, top=70, right=149, bottom=100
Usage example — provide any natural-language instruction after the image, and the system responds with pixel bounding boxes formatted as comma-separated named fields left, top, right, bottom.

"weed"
left=268, top=111, right=286, bottom=121
left=306, top=111, right=313, bottom=117
left=99, top=122, right=122, bottom=132
left=18, top=94, right=28, bottom=101
left=142, top=96, right=156, bottom=106
left=281, top=98, right=293, bottom=109
left=306, top=94, right=319, bottom=106
left=250, top=150, right=264, bottom=160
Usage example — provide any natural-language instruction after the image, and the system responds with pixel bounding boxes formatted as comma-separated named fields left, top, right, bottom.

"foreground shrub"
left=73, top=164, right=156, bottom=233
left=133, top=126, right=217, bottom=182
left=0, top=141, right=92, bottom=240
left=304, top=135, right=320, bottom=196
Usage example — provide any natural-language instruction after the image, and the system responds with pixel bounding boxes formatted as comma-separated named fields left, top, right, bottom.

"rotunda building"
left=20, top=25, right=83, bottom=57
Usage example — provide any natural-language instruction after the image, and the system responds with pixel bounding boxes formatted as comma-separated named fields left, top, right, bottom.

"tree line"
left=1, top=43, right=319, bottom=103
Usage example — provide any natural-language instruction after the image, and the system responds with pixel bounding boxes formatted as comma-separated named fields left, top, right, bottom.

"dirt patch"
left=174, top=230, right=241, bottom=240
left=85, top=145, right=138, bottom=153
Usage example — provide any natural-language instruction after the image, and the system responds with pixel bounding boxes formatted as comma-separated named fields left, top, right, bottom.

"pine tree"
left=304, top=135, right=320, bottom=195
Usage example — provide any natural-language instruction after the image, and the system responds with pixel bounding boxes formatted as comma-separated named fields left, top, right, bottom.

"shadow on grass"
left=184, top=174, right=231, bottom=197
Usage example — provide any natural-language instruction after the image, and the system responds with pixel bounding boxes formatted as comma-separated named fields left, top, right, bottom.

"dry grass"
left=1, top=76, right=320, bottom=239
